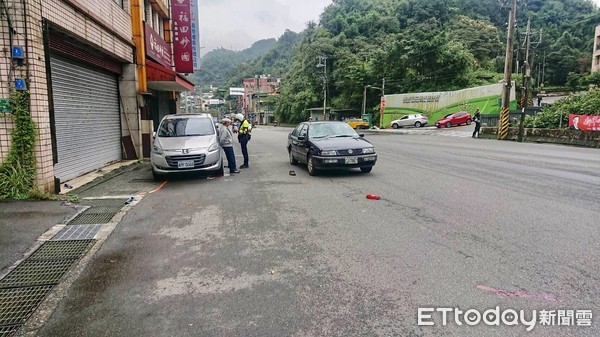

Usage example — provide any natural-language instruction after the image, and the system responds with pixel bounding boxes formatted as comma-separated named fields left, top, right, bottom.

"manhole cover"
left=29, top=240, right=94, bottom=260
left=52, top=225, right=102, bottom=241
left=0, top=260, right=77, bottom=288
left=68, top=212, right=116, bottom=225
left=0, top=285, right=54, bottom=326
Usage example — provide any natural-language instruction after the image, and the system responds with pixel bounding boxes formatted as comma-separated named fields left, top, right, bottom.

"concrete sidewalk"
left=0, top=201, right=79, bottom=275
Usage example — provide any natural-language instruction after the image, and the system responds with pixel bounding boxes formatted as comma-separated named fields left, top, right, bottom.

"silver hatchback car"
left=390, top=114, right=429, bottom=128
left=151, top=113, right=223, bottom=179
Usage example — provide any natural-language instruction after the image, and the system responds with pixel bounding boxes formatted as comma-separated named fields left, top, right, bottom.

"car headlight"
left=208, top=142, right=220, bottom=152
left=362, top=147, right=375, bottom=154
left=321, top=150, right=337, bottom=156
left=152, top=144, right=163, bottom=155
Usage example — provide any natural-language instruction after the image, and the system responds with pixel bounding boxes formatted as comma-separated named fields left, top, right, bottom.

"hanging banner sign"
left=569, top=114, right=600, bottom=131
left=190, top=0, right=201, bottom=71
left=379, top=96, right=386, bottom=115
left=172, top=0, right=194, bottom=73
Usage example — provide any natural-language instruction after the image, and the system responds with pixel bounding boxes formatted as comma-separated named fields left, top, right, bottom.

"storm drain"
left=0, top=240, right=93, bottom=288
left=52, top=225, right=102, bottom=241
left=68, top=212, right=117, bottom=225
left=28, top=240, right=94, bottom=260
left=83, top=206, right=125, bottom=214
left=0, top=285, right=54, bottom=326
left=0, top=260, right=78, bottom=288
left=80, top=198, right=128, bottom=208
left=0, top=325, right=19, bottom=337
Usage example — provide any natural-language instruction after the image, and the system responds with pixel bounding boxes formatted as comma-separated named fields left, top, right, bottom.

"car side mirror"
left=359, top=133, right=364, bottom=137
left=153, top=131, right=156, bottom=138
left=297, top=136, right=306, bottom=141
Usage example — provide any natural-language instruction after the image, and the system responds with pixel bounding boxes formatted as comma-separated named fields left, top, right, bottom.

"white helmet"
left=234, top=113, right=245, bottom=121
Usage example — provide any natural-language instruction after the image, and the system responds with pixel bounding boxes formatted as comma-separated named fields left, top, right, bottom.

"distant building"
left=592, top=25, right=600, bottom=72
left=242, top=75, right=280, bottom=124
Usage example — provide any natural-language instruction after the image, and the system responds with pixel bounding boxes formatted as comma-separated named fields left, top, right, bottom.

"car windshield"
left=158, top=117, right=215, bottom=137
left=309, top=123, right=358, bottom=139
left=444, top=113, right=454, bottom=118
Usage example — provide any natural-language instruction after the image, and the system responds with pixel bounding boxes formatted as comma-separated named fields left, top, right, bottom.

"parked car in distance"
left=435, top=111, right=472, bottom=128
left=346, top=118, right=370, bottom=129
left=390, top=114, right=429, bottom=129
left=151, top=113, right=223, bottom=180
left=287, top=121, right=377, bottom=176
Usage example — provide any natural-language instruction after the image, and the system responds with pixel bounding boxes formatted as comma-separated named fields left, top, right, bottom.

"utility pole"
left=518, top=18, right=532, bottom=142
left=362, top=86, right=367, bottom=116
left=499, top=0, right=516, bottom=140
left=317, top=56, right=328, bottom=120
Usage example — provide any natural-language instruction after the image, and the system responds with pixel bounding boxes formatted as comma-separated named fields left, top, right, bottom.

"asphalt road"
left=38, top=126, right=600, bottom=337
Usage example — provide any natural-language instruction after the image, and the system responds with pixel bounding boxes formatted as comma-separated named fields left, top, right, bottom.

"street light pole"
left=317, top=56, right=328, bottom=120
left=362, top=86, right=367, bottom=115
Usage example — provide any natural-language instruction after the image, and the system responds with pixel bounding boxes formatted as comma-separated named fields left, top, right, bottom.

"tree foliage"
left=200, top=0, right=600, bottom=123
left=525, top=89, right=600, bottom=128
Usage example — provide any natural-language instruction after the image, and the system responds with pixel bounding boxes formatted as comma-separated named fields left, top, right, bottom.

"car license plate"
left=345, top=157, right=358, bottom=164
left=178, top=160, right=195, bottom=168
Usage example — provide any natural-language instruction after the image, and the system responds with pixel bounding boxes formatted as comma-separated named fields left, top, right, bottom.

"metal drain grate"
left=68, top=212, right=116, bottom=225
left=0, top=260, right=76, bottom=288
left=52, top=225, right=102, bottom=241
left=0, top=324, right=20, bottom=337
left=0, top=285, right=54, bottom=326
left=0, top=325, right=19, bottom=337
left=28, top=240, right=94, bottom=260
left=83, top=206, right=124, bottom=214
left=80, top=199, right=127, bottom=208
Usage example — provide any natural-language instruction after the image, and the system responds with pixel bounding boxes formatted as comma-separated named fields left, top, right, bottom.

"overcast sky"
left=199, top=0, right=600, bottom=57
left=199, top=0, right=332, bottom=56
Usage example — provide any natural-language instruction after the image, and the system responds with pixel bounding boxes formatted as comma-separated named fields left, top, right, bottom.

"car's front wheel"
left=360, top=167, right=372, bottom=173
left=466, top=119, right=472, bottom=125
left=289, top=148, right=298, bottom=165
left=445, top=122, right=452, bottom=128
left=414, top=121, right=422, bottom=128
left=307, top=156, right=318, bottom=176
left=392, top=123, right=399, bottom=129
left=152, top=168, right=164, bottom=181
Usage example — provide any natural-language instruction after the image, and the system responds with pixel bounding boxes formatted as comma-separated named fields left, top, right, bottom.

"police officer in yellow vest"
left=234, top=113, right=251, bottom=168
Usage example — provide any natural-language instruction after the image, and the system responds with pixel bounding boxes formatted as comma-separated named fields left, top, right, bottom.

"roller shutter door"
left=51, top=55, right=122, bottom=182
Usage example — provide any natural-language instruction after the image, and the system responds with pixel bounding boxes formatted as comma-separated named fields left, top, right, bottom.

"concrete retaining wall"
left=480, top=127, right=600, bottom=148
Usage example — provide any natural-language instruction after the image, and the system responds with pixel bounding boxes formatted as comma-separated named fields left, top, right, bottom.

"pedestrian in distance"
left=219, top=118, right=240, bottom=174
left=234, top=113, right=251, bottom=168
left=537, top=95, right=542, bottom=107
left=472, top=108, right=482, bottom=138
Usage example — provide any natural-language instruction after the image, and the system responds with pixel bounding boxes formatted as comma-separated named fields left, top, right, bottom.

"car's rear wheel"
left=289, top=148, right=298, bottom=165
left=360, top=167, right=372, bottom=173
left=414, top=121, right=422, bottom=128
left=445, top=122, right=452, bottom=128
left=307, top=156, right=318, bottom=176
left=392, top=123, right=399, bottom=129
left=466, top=119, right=472, bottom=125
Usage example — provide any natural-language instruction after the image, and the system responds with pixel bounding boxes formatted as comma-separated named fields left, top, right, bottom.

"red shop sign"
left=144, top=23, right=172, bottom=68
left=172, top=0, right=194, bottom=73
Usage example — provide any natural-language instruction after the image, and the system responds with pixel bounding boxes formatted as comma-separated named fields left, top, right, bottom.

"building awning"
left=146, top=59, right=194, bottom=92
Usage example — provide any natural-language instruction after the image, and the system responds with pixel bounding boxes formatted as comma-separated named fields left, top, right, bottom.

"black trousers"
left=223, top=146, right=237, bottom=170
left=239, top=136, right=249, bottom=166
left=472, top=122, right=481, bottom=138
